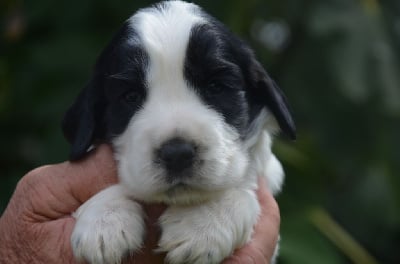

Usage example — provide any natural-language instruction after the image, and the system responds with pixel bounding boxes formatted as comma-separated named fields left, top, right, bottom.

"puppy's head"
left=63, top=1, right=295, bottom=204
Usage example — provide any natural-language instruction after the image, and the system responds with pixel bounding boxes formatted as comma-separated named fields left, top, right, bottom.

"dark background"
left=1, top=0, right=399, bottom=263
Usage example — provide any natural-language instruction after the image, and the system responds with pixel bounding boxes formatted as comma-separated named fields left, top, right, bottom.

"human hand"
left=0, top=144, right=120, bottom=263
left=0, top=144, right=280, bottom=264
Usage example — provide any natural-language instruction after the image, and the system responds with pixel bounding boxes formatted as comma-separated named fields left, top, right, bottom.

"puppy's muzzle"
left=157, top=137, right=197, bottom=175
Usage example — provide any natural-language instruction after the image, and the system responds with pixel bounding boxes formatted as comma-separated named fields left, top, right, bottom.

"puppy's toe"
left=71, top=186, right=144, bottom=264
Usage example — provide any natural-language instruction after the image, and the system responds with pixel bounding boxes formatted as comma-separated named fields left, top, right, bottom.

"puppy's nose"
left=157, top=138, right=196, bottom=173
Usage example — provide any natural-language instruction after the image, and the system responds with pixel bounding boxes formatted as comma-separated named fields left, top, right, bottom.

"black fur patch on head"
left=184, top=23, right=250, bottom=136
left=185, top=14, right=295, bottom=140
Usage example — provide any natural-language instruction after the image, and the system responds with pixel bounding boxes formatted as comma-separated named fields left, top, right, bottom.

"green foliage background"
left=1, top=0, right=399, bottom=263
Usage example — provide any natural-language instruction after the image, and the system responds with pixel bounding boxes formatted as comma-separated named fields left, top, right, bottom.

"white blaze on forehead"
left=129, top=1, right=205, bottom=87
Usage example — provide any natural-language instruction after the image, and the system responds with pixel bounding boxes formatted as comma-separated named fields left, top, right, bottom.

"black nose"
left=157, top=138, right=196, bottom=173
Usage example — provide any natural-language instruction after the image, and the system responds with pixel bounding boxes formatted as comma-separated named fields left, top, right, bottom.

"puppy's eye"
left=207, top=82, right=224, bottom=95
left=124, top=91, right=142, bottom=104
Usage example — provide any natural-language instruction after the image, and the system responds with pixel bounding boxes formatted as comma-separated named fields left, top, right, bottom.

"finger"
left=61, top=144, right=119, bottom=203
left=255, top=177, right=281, bottom=247
left=251, top=177, right=280, bottom=261
left=223, top=247, right=266, bottom=264
left=223, top=177, right=280, bottom=264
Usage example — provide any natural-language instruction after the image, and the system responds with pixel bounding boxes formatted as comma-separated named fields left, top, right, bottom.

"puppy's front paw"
left=158, top=193, right=258, bottom=264
left=71, top=185, right=144, bottom=264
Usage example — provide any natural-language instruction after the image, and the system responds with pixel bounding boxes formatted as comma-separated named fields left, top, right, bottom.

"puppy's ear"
left=247, top=59, right=296, bottom=140
left=62, top=80, right=97, bottom=160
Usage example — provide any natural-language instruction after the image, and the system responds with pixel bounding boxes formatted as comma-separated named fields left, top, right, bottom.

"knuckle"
left=260, top=198, right=280, bottom=227
left=270, top=201, right=281, bottom=223
left=16, top=165, right=55, bottom=193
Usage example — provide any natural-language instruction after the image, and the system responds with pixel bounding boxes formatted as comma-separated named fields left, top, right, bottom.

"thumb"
left=20, top=144, right=118, bottom=217
left=61, top=144, right=119, bottom=204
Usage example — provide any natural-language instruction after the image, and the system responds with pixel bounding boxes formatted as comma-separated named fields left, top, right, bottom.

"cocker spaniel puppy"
left=63, top=1, right=295, bottom=263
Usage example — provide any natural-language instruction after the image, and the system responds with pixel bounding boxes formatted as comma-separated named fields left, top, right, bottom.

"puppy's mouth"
left=165, top=181, right=202, bottom=194
left=166, top=182, right=190, bottom=194
left=151, top=181, right=221, bottom=205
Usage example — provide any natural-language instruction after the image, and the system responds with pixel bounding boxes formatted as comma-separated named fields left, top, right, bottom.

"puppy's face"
left=63, top=1, right=295, bottom=204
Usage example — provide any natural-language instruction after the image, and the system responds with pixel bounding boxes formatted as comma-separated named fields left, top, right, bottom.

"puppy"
left=63, top=1, right=295, bottom=263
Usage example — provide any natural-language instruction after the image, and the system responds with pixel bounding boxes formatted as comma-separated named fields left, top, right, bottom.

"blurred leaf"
left=310, top=208, right=379, bottom=264
left=280, top=209, right=344, bottom=264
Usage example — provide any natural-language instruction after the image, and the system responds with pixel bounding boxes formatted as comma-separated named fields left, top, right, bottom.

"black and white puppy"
left=63, top=1, right=295, bottom=263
